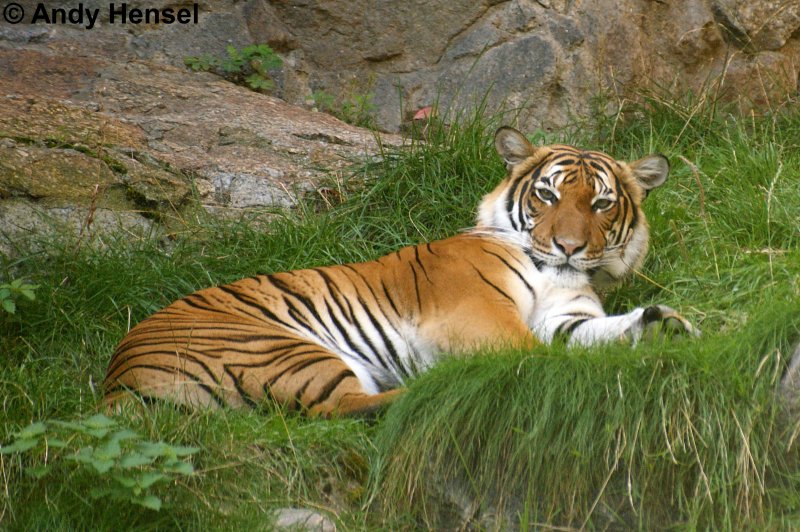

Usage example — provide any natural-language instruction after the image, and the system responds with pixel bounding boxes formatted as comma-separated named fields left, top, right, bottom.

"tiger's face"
left=478, top=126, right=669, bottom=287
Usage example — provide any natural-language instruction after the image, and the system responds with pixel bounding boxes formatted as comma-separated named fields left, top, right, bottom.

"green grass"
left=2, top=97, right=800, bottom=529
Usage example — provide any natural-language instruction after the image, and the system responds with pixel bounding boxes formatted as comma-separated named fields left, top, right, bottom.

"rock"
left=3, top=0, right=800, bottom=254
left=260, top=0, right=800, bottom=131
left=712, top=0, right=800, bottom=51
left=780, top=342, right=800, bottom=412
left=0, top=199, right=156, bottom=258
left=0, top=144, right=118, bottom=204
left=272, top=508, right=336, bottom=532
left=0, top=37, right=401, bottom=256
left=5, top=0, right=799, bottom=137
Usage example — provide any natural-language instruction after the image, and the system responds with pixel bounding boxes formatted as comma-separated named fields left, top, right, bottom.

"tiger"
left=104, top=126, right=697, bottom=417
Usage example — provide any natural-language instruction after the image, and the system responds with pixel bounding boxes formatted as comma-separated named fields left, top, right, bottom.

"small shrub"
left=185, top=44, right=282, bottom=93
left=310, top=90, right=336, bottom=113
left=1, top=414, right=199, bottom=511
left=311, top=90, right=377, bottom=128
left=0, top=279, right=37, bottom=314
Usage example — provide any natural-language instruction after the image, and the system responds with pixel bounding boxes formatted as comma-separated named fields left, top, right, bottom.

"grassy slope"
left=1, top=98, right=800, bottom=529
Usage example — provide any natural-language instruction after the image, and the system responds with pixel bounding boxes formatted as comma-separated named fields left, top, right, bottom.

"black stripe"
left=334, top=269, right=393, bottom=371
left=344, top=300, right=389, bottom=371
left=217, top=285, right=295, bottom=329
left=267, top=352, right=330, bottom=386
left=262, top=381, right=278, bottom=404
left=202, top=339, right=308, bottom=355
left=381, top=281, right=401, bottom=316
left=115, top=333, right=300, bottom=357
left=182, top=292, right=218, bottom=309
left=306, top=370, right=356, bottom=409
left=342, top=264, right=402, bottom=322
left=288, top=355, right=339, bottom=375
left=336, top=294, right=397, bottom=372
left=524, top=250, right=546, bottom=271
left=505, top=175, right=524, bottom=229
left=293, top=377, right=313, bottom=410
left=179, top=294, right=234, bottom=315
left=409, top=263, right=423, bottom=313
left=413, top=246, right=431, bottom=282
left=221, top=348, right=326, bottom=372
left=588, top=160, right=610, bottom=174
left=315, top=269, right=354, bottom=321
left=110, top=341, right=265, bottom=378
left=358, top=296, right=408, bottom=378
left=554, top=317, right=590, bottom=342
left=270, top=275, right=328, bottom=331
left=120, top=322, right=274, bottom=336
left=223, top=366, right=258, bottom=408
left=319, top=296, right=373, bottom=365
left=107, top=346, right=222, bottom=384
left=284, top=298, right=324, bottom=339
left=481, top=247, right=534, bottom=292
left=469, top=264, right=515, bottom=304
left=560, top=169, right=579, bottom=185
left=517, top=181, right=531, bottom=229
left=613, top=175, right=636, bottom=245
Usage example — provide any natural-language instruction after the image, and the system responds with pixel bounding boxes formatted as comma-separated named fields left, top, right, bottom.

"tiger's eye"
left=592, top=198, right=613, bottom=211
left=536, top=188, right=557, bottom=203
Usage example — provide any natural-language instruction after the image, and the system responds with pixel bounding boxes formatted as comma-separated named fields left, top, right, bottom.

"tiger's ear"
left=629, top=154, right=669, bottom=191
left=495, top=126, right=536, bottom=167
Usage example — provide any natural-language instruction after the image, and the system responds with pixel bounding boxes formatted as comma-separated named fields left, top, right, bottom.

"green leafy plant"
left=310, top=90, right=376, bottom=128
left=340, top=93, right=376, bottom=128
left=0, top=279, right=37, bottom=314
left=185, top=44, right=283, bottom=93
left=1, top=414, right=199, bottom=511
left=310, top=90, right=336, bottom=113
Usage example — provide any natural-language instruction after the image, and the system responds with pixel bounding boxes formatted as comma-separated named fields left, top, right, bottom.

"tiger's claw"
left=635, top=305, right=700, bottom=344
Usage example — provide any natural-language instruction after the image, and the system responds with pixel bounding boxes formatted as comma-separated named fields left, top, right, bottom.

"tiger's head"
left=477, top=126, right=669, bottom=288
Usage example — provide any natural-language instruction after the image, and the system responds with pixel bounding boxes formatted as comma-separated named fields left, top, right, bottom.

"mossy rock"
left=0, top=98, right=147, bottom=150
left=0, top=145, right=124, bottom=208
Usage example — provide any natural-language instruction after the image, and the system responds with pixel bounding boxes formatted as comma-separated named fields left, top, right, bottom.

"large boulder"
left=0, top=29, right=401, bottom=255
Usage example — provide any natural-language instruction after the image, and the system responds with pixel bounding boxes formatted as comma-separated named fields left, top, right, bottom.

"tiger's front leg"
left=534, top=298, right=698, bottom=347
left=566, top=305, right=698, bottom=346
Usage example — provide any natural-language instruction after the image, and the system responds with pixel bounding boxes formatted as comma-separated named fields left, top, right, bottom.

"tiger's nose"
left=553, top=237, right=586, bottom=257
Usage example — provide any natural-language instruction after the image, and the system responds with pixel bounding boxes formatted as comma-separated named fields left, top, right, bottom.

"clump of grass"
left=373, top=301, right=800, bottom=528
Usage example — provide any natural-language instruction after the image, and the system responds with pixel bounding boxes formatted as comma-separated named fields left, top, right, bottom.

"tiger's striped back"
left=105, top=234, right=540, bottom=415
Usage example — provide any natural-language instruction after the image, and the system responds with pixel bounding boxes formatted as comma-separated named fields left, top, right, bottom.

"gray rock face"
left=2, top=0, right=800, bottom=254
left=256, top=0, right=800, bottom=131
left=5, top=1, right=800, bottom=135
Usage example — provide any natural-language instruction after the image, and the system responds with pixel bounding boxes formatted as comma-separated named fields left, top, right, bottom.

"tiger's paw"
left=633, top=305, right=699, bottom=344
